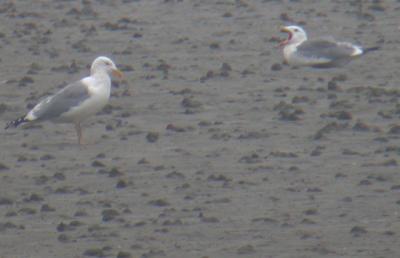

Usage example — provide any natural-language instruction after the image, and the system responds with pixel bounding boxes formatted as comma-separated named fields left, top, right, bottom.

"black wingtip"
left=5, top=117, right=28, bottom=130
left=364, top=46, right=380, bottom=54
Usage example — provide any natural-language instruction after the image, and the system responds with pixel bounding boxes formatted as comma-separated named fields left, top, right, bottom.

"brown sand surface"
left=0, top=1, right=399, bottom=257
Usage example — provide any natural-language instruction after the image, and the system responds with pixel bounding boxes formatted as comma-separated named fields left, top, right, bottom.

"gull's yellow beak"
left=280, top=26, right=291, bottom=33
left=112, top=69, right=124, bottom=79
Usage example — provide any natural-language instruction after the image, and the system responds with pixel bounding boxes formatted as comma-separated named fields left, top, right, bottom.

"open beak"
left=112, top=69, right=124, bottom=79
left=278, top=26, right=291, bottom=47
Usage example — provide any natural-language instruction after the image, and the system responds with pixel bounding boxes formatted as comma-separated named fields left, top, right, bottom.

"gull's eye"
left=294, top=28, right=298, bottom=32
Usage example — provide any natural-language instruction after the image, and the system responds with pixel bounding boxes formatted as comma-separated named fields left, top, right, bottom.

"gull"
left=279, top=25, right=378, bottom=68
left=5, top=56, right=123, bottom=145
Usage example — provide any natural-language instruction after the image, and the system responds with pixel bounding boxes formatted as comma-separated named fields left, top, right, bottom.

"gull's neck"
left=283, top=38, right=307, bottom=63
left=289, top=37, right=307, bottom=48
left=90, top=70, right=111, bottom=89
left=91, top=69, right=110, bottom=79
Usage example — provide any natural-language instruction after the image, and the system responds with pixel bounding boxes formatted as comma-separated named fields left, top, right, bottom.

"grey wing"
left=297, top=39, right=355, bottom=61
left=29, top=80, right=90, bottom=121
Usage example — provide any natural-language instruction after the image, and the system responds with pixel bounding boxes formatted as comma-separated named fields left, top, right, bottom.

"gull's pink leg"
left=74, top=122, right=83, bottom=145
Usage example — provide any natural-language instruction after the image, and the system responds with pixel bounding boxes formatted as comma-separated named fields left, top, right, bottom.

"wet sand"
left=0, top=1, right=399, bottom=257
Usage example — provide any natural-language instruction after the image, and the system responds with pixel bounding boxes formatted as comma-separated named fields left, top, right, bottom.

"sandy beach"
left=0, top=1, right=399, bottom=257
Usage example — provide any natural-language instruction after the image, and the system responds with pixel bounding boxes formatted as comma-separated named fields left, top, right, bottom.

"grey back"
left=297, top=39, right=355, bottom=65
left=32, top=81, right=90, bottom=121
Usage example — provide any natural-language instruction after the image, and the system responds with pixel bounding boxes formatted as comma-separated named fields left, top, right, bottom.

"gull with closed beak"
left=5, top=56, right=124, bottom=145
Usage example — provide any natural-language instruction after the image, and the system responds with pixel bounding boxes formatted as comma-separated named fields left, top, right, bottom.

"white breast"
left=283, top=44, right=298, bottom=64
left=61, top=76, right=111, bottom=122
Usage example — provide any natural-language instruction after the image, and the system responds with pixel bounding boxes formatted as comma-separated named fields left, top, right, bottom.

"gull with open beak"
left=279, top=25, right=378, bottom=68
left=5, top=56, right=124, bottom=145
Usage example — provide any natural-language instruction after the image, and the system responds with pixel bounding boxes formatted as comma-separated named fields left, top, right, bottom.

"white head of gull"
left=279, top=25, right=308, bottom=47
left=91, top=56, right=123, bottom=78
